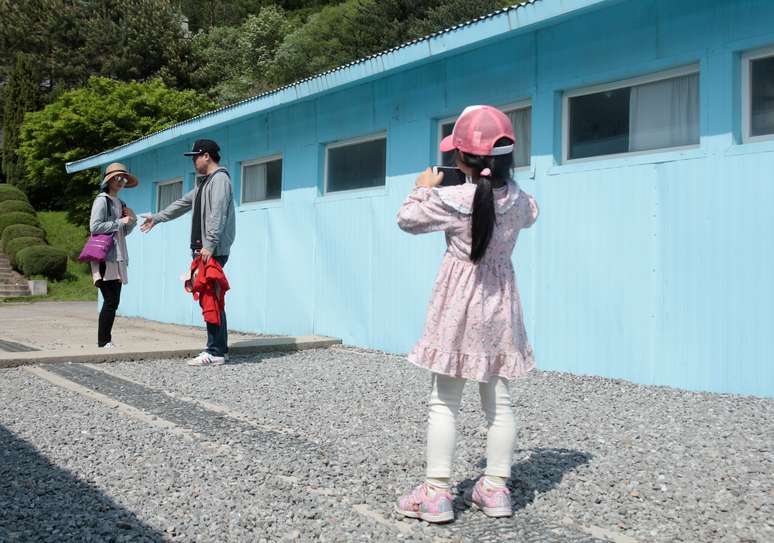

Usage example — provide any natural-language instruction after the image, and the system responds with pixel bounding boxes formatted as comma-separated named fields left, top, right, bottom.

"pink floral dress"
left=397, top=181, right=538, bottom=382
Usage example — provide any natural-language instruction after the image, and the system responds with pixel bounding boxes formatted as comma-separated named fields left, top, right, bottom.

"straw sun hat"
left=101, top=162, right=139, bottom=190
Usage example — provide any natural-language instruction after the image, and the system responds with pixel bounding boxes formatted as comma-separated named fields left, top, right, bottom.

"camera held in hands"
left=432, top=166, right=467, bottom=187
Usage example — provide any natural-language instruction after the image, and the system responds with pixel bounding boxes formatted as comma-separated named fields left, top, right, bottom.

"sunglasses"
left=112, top=175, right=128, bottom=184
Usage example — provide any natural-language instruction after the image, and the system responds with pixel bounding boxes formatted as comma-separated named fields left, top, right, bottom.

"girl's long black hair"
left=458, top=137, right=515, bottom=263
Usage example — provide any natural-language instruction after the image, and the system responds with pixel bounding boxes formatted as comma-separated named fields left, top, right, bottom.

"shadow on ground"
left=225, top=349, right=306, bottom=365
left=457, top=447, right=592, bottom=512
left=0, top=424, right=164, bottom=542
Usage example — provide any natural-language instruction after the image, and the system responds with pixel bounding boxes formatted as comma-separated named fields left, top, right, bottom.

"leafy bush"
left=37, top=211, right=87, bottom=259
left=18, top=77, right=211, bottom=226
left=0, top=199, right=35, bottom=214
left=16, top=245, right=68, bottom=280
left=0, top=211, right=40, bottom=236
left=0, top=184, right=29, bottom=203
left=0, top=224, right=45, bottom=251
left=5, top=236, right=45, bottom=268
left=36, top=211, right=94, bottom=299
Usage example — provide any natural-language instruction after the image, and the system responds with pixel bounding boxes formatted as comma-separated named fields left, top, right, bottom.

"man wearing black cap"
left=141, top=139, right=236, bottom=366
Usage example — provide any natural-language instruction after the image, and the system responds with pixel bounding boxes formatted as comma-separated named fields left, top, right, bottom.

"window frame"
left=240, top=154, right=283, bottom=205
left=436, top=100, right=532, bottom=170
left=742, top=45, right=774, bottom=144
left=323, top=132, right=388, bottom=195
left=155, top=176, right=183, bottom=212
left=562, top=64, right=701, bottom=163
left=436, top=114, right=458, bottom=167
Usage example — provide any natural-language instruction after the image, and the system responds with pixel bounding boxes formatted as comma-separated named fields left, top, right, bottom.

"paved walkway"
left=0, top=302, right=338, bottom=367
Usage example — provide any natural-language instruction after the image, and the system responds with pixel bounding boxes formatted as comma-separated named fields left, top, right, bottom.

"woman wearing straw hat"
left=88, top=162, right=138, bottom=348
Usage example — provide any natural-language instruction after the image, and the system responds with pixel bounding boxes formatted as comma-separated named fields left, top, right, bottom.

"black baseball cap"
left=184, top=139, right=220, bottom=156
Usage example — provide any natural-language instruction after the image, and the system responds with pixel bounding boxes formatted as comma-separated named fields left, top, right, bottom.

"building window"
left=439, top=103, right=532, bottom=168
left=325, top=134, right=386, bottom=193
left=563, top=66, right=700, bottom=161
left=156, top=178, right=183, bottom=212
left=743, top=46, right=774, bottom=142
left=241, top=156, right=282, bottom=203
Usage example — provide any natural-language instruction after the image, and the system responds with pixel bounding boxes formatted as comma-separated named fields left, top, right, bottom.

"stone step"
left=0, top=285, right=29, bottom=291
left=0, top=282, right=28, bottom=289
left=0, top=281, right=29, bottom=289
left=0, top=287, right=30, bottom=297
left=0, top=280, right=28, bottom=288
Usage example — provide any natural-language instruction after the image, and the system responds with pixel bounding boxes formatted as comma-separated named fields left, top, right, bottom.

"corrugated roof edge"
left=65, top=0, right=598, bottom=173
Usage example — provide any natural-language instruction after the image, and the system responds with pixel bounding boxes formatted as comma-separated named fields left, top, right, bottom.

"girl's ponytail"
left=460, top=138, right=514, bottom=263
left=470, top=156, right=496, bottom=263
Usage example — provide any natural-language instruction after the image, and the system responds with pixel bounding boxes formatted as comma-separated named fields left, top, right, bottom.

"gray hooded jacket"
left=151, top=168, right=236, bottom=256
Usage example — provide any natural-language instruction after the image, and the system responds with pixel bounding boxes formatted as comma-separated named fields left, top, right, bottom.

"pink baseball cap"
left=439, top=105, right=515, bottom=157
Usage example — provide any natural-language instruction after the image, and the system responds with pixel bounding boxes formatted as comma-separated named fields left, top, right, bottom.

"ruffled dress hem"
left=407, top=344, right=535, bottom=383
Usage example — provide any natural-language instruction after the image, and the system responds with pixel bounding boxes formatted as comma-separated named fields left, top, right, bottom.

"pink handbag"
left=78, top=233, right=115, bottom=262
left=79, top=194, right=120, bottom=262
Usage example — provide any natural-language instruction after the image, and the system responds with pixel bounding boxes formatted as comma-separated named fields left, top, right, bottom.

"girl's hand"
left=415, top=167, right=443, bottom=188
left=123, top=206, right=136, bottom=218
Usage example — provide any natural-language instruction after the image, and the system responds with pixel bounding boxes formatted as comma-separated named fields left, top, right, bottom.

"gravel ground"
left=1, top=346, right=772, bottom=542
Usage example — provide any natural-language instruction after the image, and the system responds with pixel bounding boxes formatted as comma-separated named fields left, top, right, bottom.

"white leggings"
left=426, top=373, right=517, bottom=479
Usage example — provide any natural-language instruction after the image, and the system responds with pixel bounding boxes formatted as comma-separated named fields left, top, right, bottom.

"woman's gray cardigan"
left=89, top=194, right=135, bottom=263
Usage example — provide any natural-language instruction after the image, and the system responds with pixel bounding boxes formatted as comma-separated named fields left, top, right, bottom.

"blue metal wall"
left=115, top=0, right=774, bottom=397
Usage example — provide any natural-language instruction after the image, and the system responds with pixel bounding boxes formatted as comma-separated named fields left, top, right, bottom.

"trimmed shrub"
left=1, top=224, right=46, bottom=251
left=0, top=184, right=29, bottom=203
left=5, top=236, right=46, bottom=268
left=0, top=212, right=40, bottom=236
left=0, top=199, right=35, bottom=214
left=16, top=245, right=68, bottom=280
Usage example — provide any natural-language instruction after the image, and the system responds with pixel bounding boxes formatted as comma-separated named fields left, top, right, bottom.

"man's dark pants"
left=198, top=254, right=229, bottom=357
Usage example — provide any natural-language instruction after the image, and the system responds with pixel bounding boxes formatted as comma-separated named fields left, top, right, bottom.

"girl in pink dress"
left=395, top=105, right=538, bottom=523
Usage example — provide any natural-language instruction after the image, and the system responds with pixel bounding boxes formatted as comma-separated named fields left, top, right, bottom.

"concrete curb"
left=0, top=336, right=341, bottom=368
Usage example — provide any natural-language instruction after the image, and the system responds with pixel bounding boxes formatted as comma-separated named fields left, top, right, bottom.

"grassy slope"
left=31, top=212, right=94, bottom=301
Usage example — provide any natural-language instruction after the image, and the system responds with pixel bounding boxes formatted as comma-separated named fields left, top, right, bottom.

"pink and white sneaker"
left=464, top=477, right=513, bottom=517
left=396, top=483, right=454, bottom=523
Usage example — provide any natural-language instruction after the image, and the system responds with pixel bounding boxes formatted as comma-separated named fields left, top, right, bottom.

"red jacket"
left=185, top=256, right=229, bottom=326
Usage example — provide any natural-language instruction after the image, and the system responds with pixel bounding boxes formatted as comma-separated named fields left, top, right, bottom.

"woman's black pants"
left=96, top=279, right=122, bottom=347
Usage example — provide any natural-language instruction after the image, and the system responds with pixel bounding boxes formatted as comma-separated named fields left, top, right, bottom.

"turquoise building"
left=67, top=0, right=774, bottom=397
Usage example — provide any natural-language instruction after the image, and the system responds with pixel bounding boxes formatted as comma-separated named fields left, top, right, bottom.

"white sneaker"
left=101, top=342, right=117, bottom=349
left=187, top=351, right=225, bottom=366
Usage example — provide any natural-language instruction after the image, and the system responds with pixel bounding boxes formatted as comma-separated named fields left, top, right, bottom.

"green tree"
left=188, top=5, right=293, bottom=104
left=0, top=0, right=192, bottom=92
left=177, top=0, right=340, bottom=31
left=240, top=7, right=293, bottom=84
left=267, top=0, right=513, bottom=88
left=188, top=25, right=244, bottom=100
left=270, top=0, right=364, bottom=86
left=2, top=55, right=41, bottom=187
left=406, top=0, right=514, bottom=38
left=17, top=77, right=212, bottom=225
